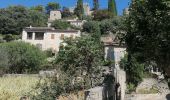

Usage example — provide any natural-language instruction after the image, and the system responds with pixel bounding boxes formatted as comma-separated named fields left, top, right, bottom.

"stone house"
left=22, top=27, right=80, bottom=52
left=101, top=35, right=126, bottom=69
left=48, top=10, right=62, bottom=21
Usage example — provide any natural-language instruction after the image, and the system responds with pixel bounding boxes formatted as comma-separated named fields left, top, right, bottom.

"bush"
left=44, top=49, right=54, bottom=57
left=51, top=20, right=71, bottom=30
left=92, top=10, right=114, bottom=21
left=126, top=83, right=136, bottom=94
left=0, top=41, right=46, bottom=73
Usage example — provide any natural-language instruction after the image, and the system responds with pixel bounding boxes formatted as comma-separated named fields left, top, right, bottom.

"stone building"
left=123, top=8, right=129, bottom=16
left=101, top=34, right=126, bottom=100
left=22, top=27, right=80, bottom=52
left=48, top=10, right=61, bottom=21
left=83, top=3, right=91, bottom=16
left=68, top=3, right=92, bottom=16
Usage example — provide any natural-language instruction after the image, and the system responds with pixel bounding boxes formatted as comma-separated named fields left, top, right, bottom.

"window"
left=27, top=32, right=33, bottom=40
left=60, top=34, right=64, bottom=40
left=51, top=34, right=55, bottom=39
left=35, top=32, right=44, bottom=40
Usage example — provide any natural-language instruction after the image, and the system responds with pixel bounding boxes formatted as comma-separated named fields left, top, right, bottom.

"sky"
left=0, top=0, right=131, bottom=15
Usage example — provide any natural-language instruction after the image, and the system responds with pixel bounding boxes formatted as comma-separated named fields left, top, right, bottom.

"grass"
left=137, top=87, right=159, bottom=94
left=0, top=75, right=40, bottom=100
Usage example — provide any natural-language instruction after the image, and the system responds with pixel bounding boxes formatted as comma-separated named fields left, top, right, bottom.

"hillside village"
left=0, top=0, right=170, bottom=100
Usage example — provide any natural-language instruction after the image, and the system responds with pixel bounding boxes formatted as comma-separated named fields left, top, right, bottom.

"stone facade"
left=49, top=10, right=61, bottom=21
left=68, top=3, right=92, bottom=16
left=83, top=3, right=91, bottom=16
left=101, top=34, right=127, bottom=100
left=22, top=27, right=80, bottom=52
left=123, top=8, right=129, bottom=15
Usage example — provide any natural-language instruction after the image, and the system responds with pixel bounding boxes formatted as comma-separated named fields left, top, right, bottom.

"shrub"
left=0, top=41, right=46, bottom=73
left=51, top=20, right=71, bottom=30
left=126, top=83, right=136, bottom=94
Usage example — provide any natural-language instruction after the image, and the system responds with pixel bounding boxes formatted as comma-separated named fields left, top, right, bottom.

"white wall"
left=49, top=11, right=61, bottom=21
left=22, top=30, right=81, bottom=52
left=113, top=47, right=126, bottom=69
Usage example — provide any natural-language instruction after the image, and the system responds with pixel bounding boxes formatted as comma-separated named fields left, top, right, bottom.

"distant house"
left=101, top=34, right=126, bottom=69
left=65, top=19, right=86, bottom=28
left=48, top=10, right=62, bottom=21
left=48, top=17, right=86, bottom=28
left=22, top=27, right=81, bottom=52
left=68, top=3, right=93, bottom=16
left=123, top=8, right=129, bottom=16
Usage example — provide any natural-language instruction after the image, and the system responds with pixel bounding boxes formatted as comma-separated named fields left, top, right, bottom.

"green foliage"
left=56, top=36, right=103, bottom=77
left=93, top=0, right=99, bottom=11
left=30, top=69, right=84, bottom=100
left=0, top=46, right=9, bottom=71
left=46, top=2, right=60, bottom=14
left=3, top=34, right=20, bottom=42
left=30, top=5, right=44, bottom=12
left=126, top=0, right=170, bottom=76
left=82, top=15, right=92, bottom=21
left=51, top=20, right=71, bottom=30
left=0, top=42, right=46, bottom=73
left=82, top=21, right=101, bottom=40
left=74, top=0, right=84, bottom=19
left=61, top=7, right=75, bottom=18
left=0, top=6, right=47, bottom=35
left=92, top=9, right=114, bottom=21
left=108, top=0, right=117, bottom=16
left=29, top=10, right=48, bottom=27
left=126, top=83, right=136, bottom=93
left=123, top=55, right=144, bottom=86
left=44, top=49, right=54, bottom=57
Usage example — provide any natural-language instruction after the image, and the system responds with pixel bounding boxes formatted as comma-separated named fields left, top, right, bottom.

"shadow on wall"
left=102, top=74, right=115, bottom=100
left=166, top=94, right=170, bottom=100
left=106, top=46, right=114, bottom=61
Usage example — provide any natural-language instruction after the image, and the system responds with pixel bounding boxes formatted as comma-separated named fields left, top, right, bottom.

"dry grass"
left=0, top=75, right=40, bottom=100
left=137, top=87, right=159, bottom=94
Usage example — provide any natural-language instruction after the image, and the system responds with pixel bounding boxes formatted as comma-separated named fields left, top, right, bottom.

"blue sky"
left=0, top=0, right=131, bottom=15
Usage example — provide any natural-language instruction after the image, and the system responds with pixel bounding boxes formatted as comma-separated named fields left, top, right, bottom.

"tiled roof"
left=101, top=34, right=125, bottom=46
left=24, top=27, right=79, bottom=33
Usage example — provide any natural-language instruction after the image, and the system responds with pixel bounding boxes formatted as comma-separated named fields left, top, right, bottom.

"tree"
left=92, top=9, right=114, bottom=21
left=30, top=5, right=44, bottom=12
left=56, top=35, right=103, bottom=87
left=0, top=6, right=47, bottom=35
left=120, top=54, right=144, bottom=86
left=0, top=42, right=46, bottom=73
left=125, top=0, right=170, bottom=77
left=29, top=10, right=48, bottom=27
left=93, top=0, right=99, bottom=11
left=82, top=21, right=101, bottom=40
left=108, top=0, right=117, bottom=16
left=51, top=20, right=71, bottom=30
left=61, top=7, right=75, bottom=18
left=46, top=2, right=60, bottom=14
left=74, top=0, right=84, bottom=19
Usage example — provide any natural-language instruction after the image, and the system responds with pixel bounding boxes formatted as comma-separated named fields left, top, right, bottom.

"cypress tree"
left=93, top=0, right=99, bottom=10
left=74, top=0, right=84, bottom=19
left=108, top=0, right=117, bottom=16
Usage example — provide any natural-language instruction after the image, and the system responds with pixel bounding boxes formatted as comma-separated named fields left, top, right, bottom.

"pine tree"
left=74, top=0, right=84, bottom=19
left=108, top=0, right=117, bottom=16
left=93, top=0, right=99, bottom=10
